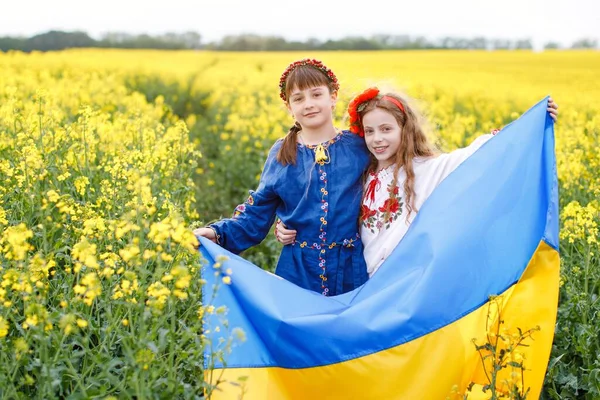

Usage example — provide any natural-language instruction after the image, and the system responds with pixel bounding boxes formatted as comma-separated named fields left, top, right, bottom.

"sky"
left=1, top=0, right=598, bottom=48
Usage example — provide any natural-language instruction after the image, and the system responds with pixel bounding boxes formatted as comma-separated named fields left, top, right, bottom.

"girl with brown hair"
left=276, top=87, right=558, bottom=276
left=194, top=59, right=372, bottom=296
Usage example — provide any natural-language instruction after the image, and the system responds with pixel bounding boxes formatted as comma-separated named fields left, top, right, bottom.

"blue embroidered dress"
left=210, top=131, right=371, bottom=296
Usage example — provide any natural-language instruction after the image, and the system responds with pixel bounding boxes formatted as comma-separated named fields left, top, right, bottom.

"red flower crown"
left=347, top=87, right=381, bottom=137
left=347, top=87, right=406, bottom=137
left=279, top=58, right=339, bottom=102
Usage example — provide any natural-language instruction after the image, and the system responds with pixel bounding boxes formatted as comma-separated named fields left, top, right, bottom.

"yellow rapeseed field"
left=0, top=49, right=598, bottom=398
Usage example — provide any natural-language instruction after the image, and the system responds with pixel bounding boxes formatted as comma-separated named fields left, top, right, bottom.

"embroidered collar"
left=298, top=130, right=343, bottom=150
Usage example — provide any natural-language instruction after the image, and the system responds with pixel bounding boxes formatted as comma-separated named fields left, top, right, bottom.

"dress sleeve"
left=209, top=144, right=282, bottom=254
left=427, top=131, right=498, bottom=187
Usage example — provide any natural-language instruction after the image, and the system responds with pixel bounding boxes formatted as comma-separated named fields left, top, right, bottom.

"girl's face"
left=362, top=108, right=402, bottom=170
left=287, top=85, right=336, bottom=131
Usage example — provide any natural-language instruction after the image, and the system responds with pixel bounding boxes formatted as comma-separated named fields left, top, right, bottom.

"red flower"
left=347, top=87, right=380, bottom=136
left=348, top=107, right=358, bottom=120
left=378, top=197, right=400, bottom=214
left=278, top=58, right=339, bottom=102
left=360, top=204, right=377, bottom=220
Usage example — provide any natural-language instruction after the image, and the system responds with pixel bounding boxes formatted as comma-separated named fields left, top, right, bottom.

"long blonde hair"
left=358, top=93, right=437, bottom=222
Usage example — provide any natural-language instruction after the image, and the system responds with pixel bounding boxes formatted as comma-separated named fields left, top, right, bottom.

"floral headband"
left=348, top=87, right=406, bottom=137
left=279, top=58, right=339, bottom=102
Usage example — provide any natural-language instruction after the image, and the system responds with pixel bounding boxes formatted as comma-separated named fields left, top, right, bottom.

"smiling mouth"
left=373, top=146, right=388, bottom=154
left=304, top=112, right=318, bottom=117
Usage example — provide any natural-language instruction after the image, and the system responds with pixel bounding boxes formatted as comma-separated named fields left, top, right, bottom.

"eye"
left=364, top=129, right=374, bottom=136
left=314, top=92, right=322, bottom=97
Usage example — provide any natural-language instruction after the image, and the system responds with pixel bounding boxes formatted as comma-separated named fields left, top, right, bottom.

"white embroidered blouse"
left=361, top=133, right=496, bottom=277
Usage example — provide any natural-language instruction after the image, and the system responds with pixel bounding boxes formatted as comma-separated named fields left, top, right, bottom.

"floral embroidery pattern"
left=299, top=134, right=343, bottom=296
left=232, top=194, right=255, bottom=218
left=296, top=233, right=359, bottom=250
left=361, top=182, right=404, bottom=233
left=317, top=167, right=329, bottom=295
left=303, top=133, right=343, bottom=150
left=297, top=233, right=360, bottom=295
left=233, top=204, right=245, bottom=218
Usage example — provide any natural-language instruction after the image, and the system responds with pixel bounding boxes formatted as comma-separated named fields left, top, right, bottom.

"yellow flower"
left=173, top=290, right=188, bottom=300
left=101, top=267, right=115, bottom=279
left=0, top=223, right=34, bottom=261
left=14, top=337, right=29, bottom=360
left=232, top=327, right=246, bottom=342
left=74, top=176, right=90, bottom=196
left=143, top=249, right=156, bottom=260
left=0, top=316, right=9, bottom=338
left=82, top=217, right=107, bottom=237
left=72, top=237, right=99, bottom=269
left=0, top=206, right=8, bottom=225
left=135, top=348, right=154, bottom=366
left=172, top=266, right=191, bottom=289
left=75, top=273, right=102, bottom=306
left=119, top=244, right=141, bottom=264
left=24, top=374, right=35, bottom=386
left=59, top=314, right=77, bottom=335
left=146, top=282, right=171, bottom=310
left=57, top=171, right=71, bottom=181
left=112, top=272, right=139, bottom=302
left=160, top=253, right=173, bottom=262
left=46, top=190, right=61, bottom=203
left=560, top=200, right=599, bottom=245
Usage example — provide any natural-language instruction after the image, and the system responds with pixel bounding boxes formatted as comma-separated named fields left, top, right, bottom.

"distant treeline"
left=1, top=30, right=598, bottom=52
left=0, top=31, right=203, bottom=52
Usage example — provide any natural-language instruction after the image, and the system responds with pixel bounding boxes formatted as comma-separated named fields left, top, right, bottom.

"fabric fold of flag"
left=199, top=97, right=560, bottom=400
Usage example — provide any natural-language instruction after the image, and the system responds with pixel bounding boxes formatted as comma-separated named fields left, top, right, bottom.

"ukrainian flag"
left=199, top=97, right=559, bottom=399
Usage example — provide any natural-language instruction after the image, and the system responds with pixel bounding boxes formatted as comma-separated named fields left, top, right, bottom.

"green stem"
left=38, top=98, right=44, bottom=156
left=583, top=246, right=591, bottom=325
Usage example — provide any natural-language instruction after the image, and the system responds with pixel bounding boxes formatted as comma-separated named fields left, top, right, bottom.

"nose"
left=372, top=130, right=384, bottom=142
left=303, top=98, right=315, bottom=110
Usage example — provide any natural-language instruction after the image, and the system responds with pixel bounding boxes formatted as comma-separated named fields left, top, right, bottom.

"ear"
left=330, top=91, right=338, bottom=110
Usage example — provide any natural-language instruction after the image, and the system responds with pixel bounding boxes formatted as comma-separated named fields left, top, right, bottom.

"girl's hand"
left=547, top=97, right=558, bottom=122
left=193, top=227, right=217, bottom=244
left=275, top=219, right=297, bottom=245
